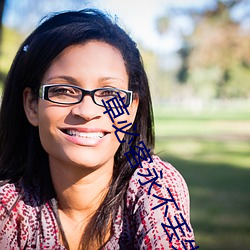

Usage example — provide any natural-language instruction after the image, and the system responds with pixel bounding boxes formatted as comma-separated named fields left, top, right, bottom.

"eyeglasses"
left=39, top=84, right=133, bottom=107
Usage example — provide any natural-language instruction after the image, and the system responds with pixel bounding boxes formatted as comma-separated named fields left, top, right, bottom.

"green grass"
left=154, top=105, right=250, bottom=250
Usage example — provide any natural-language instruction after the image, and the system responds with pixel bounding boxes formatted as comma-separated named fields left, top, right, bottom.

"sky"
left=95, top=0, right=210, bottom=52
left=95, top=0, right=189, bottom=53
left=2, top=0, right=217, bottom=53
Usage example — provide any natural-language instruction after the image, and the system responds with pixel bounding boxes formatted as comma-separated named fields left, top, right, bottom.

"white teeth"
left=66, top=130, right=105, bottom=138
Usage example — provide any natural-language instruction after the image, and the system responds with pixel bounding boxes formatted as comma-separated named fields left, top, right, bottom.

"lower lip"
left=62, top=131, right=108, bottom=147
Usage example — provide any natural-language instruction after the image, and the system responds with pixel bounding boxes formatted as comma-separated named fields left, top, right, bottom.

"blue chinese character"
left=170, top=239, right=199, bottom=250
left=124, top=141, right=153, bottom=169
left=102, top=93, right=129, bottom=122
left=161, top=213, right=192, bottom=242
left=112, top=122, right=139, bottom=143
left=152, top=187, right=180, bottom=217
left=181, top=240, right=199, bottom=250
left=137, top=167, right=162, bottom=195
left=170, top=245, right=178, bottom=250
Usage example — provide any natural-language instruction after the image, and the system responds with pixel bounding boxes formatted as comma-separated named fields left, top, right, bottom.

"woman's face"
left=24, top=41, right=138, bottom=172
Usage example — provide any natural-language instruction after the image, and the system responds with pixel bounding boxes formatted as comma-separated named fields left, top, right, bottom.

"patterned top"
left=0, top=156, right=196, bottom=249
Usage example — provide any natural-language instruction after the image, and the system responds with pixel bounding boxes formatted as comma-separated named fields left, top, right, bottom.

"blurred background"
left=0, top=0, right=250, bottom=249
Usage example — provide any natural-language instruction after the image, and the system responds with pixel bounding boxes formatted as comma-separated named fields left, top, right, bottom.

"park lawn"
left=154, top=106, right=250, bottom=250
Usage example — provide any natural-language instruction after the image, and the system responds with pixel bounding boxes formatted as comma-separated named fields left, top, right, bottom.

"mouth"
left=62, top=129, right=108, bottom=139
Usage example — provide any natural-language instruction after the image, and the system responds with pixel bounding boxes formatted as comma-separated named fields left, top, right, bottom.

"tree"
left=188, top=0, right=250, bottom=98
left=157, top=0, right=250, bottom=98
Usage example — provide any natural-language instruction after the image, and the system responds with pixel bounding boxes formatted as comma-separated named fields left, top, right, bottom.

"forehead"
left=42, top=41, right=128, bottom=83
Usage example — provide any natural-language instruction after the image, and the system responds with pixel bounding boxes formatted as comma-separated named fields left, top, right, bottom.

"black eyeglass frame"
left=39, top=84, right=133, bottom=107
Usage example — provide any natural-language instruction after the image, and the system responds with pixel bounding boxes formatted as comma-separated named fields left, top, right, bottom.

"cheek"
left=111, top=113, right=134, bottom=133
left=109, top=102, right=139, bottom=146
left=110, top=119, right=130, bottom=146
left=37, top=106, right=63, bottom=148
left=38, top=116, right=56, bottom=153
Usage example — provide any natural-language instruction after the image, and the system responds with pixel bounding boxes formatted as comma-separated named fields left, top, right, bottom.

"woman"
left=0, top=9, right=196, bottom=250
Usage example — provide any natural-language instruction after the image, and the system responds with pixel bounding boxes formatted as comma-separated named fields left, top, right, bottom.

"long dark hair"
left=0, top=9, right=154, bottom=249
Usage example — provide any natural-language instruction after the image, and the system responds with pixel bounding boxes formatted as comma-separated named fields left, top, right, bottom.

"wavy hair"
left=0, top=9, right=154, bottom=249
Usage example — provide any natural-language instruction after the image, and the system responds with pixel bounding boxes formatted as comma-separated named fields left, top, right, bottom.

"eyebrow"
left=99, top=76, right=126, bottom=83
left=45, top=75, right=126, bottom=85
left=45, top=75, right=79, bottom=84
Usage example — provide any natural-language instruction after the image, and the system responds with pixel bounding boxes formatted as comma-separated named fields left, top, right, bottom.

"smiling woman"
left=0, top=9, right=196, bottom=250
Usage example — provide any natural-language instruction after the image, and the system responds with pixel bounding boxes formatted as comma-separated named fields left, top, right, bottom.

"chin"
left=67, top=153, right=114, bottom=170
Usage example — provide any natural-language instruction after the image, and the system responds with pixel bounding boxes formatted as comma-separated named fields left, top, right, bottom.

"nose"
left=71, top=94, right=102, bottom=121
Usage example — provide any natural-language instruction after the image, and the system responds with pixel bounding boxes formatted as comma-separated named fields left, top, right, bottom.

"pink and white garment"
left=0, top=156, right=196, bottom=249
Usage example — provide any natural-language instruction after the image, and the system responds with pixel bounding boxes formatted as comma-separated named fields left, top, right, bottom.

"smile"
left=63, top=130, right=106, bottom=139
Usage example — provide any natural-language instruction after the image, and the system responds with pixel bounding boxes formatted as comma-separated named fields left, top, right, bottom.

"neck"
left=49, top=158, right=113, bottom=249
left=49, top=158, right=113, bottom=219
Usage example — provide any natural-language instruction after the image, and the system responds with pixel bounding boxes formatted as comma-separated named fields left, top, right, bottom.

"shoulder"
left=0, top=181, right=32, bottom=247
left=0, top=181, right=60, bottom=248
left=126, top=155, right=190, bottom=213
left=0, top=181, right=39, bottom=209
left=0, top=181, right=21, bottom=213
left=121, top=156, right=194, bottom=249
left=0, top=181, right=40, bottom=224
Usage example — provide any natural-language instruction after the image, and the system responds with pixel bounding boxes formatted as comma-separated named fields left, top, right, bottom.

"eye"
left=49, top=86, right=78, bottom=96
left=96, top=89, right=119, bottom=97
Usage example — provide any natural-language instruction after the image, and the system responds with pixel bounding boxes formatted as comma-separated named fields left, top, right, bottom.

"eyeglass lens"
left=47, top=85, right=128, bottom=106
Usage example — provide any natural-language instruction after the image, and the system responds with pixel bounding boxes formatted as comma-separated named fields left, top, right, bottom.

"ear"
left=23, top=87, right=39, bottom=127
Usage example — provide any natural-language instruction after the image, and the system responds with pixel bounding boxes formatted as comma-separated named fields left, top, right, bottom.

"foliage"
left=188, top=1, right=250, bottom=98
left=139, top=45, right=175, bottom=104
left=156, top=15, right=169, bottom=35
left=0, top=26, right=23, bottom=86
left=157, top=0, right=250, bottom=99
